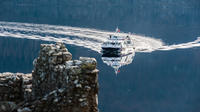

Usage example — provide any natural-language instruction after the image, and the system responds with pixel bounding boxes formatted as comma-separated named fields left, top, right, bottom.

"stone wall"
left=32, top=43, right=72, bottom=98
left=0, top=43, right=99, bottom=112
left=0, top=73, right=32, bottom=103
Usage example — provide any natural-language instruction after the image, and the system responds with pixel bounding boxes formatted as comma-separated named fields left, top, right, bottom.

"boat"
left=101, top=28, right=134, bottom=56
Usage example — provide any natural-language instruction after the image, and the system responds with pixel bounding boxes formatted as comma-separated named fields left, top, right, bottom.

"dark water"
left=1, top=0, right=200, bottom=112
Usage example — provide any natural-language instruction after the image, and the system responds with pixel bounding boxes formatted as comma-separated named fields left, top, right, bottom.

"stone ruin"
left=0, top=43, right=99, bottom=112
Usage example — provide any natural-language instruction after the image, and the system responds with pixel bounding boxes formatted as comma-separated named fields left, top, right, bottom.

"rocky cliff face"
left=0, top=43, right=99, bottom=112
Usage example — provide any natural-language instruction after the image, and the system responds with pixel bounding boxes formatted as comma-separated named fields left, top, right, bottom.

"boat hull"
left=101, top=47, right=134, bottom=56
left=101, top=48, right=121, bottom=55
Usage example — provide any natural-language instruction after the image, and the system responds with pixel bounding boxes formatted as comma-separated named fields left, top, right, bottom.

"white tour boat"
left=101, top=28, right=134, bottom=56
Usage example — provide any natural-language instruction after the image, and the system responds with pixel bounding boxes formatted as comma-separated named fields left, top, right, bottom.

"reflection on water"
left=101, top=52, right=135, bottom=75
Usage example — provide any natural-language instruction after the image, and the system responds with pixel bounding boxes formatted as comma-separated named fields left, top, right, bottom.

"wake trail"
left=0, top=29, right=102, bottom=52
left=0, top=21, right=200, bottom=53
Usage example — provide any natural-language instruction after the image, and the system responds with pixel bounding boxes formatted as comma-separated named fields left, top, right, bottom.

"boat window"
left=111, top=42, right=115, bottom=45
left=114, top=36, right=117, bottom=38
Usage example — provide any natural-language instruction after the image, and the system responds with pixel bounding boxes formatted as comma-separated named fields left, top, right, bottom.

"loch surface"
left=0, top=0, right=200, bottom=112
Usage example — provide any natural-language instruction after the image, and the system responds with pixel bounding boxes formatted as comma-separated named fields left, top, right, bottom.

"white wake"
left=0, top=21, right=199, bottom=53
